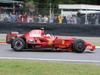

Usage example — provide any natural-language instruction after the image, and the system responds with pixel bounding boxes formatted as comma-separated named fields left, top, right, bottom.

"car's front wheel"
left=73, top=39, right=86, bottom=53
left=12, top=38, right=25, bottom=51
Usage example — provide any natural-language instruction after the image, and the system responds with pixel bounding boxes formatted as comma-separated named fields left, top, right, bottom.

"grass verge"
left=94, top=44, right=100, bottom=46
left=0, top=39, right=6, bottom=42
left=0, top=60, right=100, bottom=75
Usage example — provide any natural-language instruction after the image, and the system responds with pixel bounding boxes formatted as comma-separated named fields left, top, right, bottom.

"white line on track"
left=0, top=57, right=100, bottom=63
left=96, top=46, right=100, bottom=48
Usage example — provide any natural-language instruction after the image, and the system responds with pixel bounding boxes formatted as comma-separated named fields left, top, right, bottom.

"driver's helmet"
left=46, top=34, right=51, bottom=37
left=41, top=27, right=44, bottom=30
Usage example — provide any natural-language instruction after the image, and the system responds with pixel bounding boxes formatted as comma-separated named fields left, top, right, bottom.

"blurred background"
left=0, top=0, right=100, bottom=25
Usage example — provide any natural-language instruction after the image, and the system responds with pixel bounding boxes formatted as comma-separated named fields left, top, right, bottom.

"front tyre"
left=73, top=39, right=86, bottom=53
left=12, top=38, right=25, bottom=51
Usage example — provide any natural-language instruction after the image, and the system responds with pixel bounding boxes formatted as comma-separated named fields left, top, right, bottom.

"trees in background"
left=22, top=0, right=100, bottom=10
left=17, top=0, right=100, bottom=15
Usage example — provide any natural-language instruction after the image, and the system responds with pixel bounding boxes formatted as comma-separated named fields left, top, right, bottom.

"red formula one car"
left=6, top=29, right=96, bottom=53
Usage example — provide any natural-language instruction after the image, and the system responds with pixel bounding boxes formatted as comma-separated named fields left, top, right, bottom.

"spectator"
left=30, top=15, right=34, bottom=22
left=11, top=15, right=17, bottom=21
left=58, top=15, right=63, bottom=23
left=91, top=14, right=97, bottom=24
left=4, top=12, right=9, bottom=21
left=18, top=15, right=22, bottom=22
left=48, top=15, right=54, bottom=23
left=34, top=15, right=39, bottom=23
left=80, top=15, right=85, bottom=24
left=54, top=16, right=58, bottom=23
left=70, top=16, right=74, bottom=24
left=43, top=15, right=48, bottom=23
left=27, top=15, right=32, bottom=22
left=38, top=15, right=43, bottom=23
left=22, top=12, right=28, bottom=22
left=73, top=15, right=77, bottom=24
left=62, top=16, right=67, bottom=23
left=66, top=15, right=71, bottom=24
left=87, top=14, right=92, bottom=24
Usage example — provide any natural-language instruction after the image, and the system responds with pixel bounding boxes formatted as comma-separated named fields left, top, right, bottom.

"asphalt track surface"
left=0, top=44, right=100, bottom=65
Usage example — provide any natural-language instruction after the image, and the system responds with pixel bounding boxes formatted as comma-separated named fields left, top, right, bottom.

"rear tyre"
left=73, top=39, right=86, bottom=53
left=12, top=38, right=25, bottom=51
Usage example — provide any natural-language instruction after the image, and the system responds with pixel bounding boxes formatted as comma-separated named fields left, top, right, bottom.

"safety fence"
left=0, top=21, right=100, bottom=37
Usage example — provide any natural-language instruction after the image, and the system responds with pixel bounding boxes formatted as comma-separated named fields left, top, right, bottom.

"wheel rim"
left=14, top=40, right=23, bottom=49
left=76, top=42, right=83, bottom=49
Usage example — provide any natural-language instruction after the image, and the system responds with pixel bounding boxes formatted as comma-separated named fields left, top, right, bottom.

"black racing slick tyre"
left=73, top=39, right=86, bottom=53
left=12, top=38, right=25, bottom=51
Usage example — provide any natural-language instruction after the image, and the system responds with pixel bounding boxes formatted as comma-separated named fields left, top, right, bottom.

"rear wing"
left=6, top=32, right=19, bottom=44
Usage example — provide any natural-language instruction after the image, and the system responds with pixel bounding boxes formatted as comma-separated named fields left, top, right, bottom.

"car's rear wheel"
left=73, top=39, right=86, bottom=53
left=12, top=38, right=25, bottom=51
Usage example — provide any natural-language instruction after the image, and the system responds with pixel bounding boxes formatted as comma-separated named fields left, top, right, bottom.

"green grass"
left=0, top=60, right=100, bottom=75
left=94, top=44, right=100, bottom=46
left=0, top=39, right=6, bottom=42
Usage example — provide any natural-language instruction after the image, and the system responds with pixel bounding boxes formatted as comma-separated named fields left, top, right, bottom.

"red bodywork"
left=6, top=29, right=96, bottom=52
